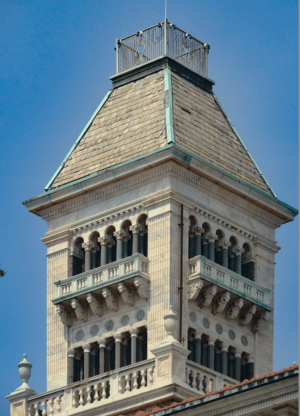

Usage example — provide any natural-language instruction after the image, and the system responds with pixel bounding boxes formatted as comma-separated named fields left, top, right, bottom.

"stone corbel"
left=199, top=285, right=217, bottom=308
left=134, top=278, right=149, bottom=300
left=226, top=298, right=244, bottom=320
left=71, top=298, right=88, bottom=322
left=102, top=287, right=118, bottom=311
left=239, top=304, right=257, bottom=326
left=118, top=282, right=134, bottom=306
left=56, top=304, right=73, bottom=327
left=251, top=311, right=268, bottom=333
left=212, top=291, right=231, bottom=314
left=86, top=293, right=103, bottom=317
left=188, top=279, right=204, bottom=301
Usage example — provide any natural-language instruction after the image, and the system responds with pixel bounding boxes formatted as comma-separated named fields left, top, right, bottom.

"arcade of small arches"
left=188, top=216, right=255, bottom=281
left=187, top=328, right=253, bottom=383
left=68, top=326, right=147, bottom=384
left=71, top=215, right=148, bottom=276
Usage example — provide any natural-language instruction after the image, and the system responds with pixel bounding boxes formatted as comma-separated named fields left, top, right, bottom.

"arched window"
left=106, top=226, right=116, bottom=264
left=122, top=220, right=132, bottom=258
left=215, top=230, right=224, bottom=265
left=138, top=214, right=148, bottom=257
left=202, top=223, right=210, bottom=259
left=242, top=243, right=255, bottom=281
left=72, top=237, right=85, bottom=276
left=90, top=231, right=100, bottom=269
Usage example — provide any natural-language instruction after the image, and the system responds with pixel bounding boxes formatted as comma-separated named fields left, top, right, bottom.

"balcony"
left=188, top=255, right=272, bottom=312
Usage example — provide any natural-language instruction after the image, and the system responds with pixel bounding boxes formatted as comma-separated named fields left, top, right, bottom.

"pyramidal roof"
left=47, top=23, right=275, bottom=198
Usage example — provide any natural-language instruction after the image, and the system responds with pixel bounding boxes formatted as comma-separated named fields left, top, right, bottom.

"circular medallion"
left=228, top=330, right=235, bottom=340
left=203, top=318, right=209, bottom=329
left=137, top=310, right=145, bottom=321
left=241, top=335, right=248, bottom=346
left=76, top=330, right=84, bottom=341
left=215, top=324, right=222, bottom=334
left=90, top=325, right=99, bottom=337
left=121, top=315, right=130, bottom=326
left=106, top=320, right=114, bottom=332
left=189, top=312, right=196, bottom=323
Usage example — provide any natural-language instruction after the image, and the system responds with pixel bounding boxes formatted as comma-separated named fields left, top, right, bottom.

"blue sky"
left=0, top=1, right=298, bottom=415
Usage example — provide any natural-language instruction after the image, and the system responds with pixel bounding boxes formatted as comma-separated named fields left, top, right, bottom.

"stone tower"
left=7, top=20, right=297, bottom=416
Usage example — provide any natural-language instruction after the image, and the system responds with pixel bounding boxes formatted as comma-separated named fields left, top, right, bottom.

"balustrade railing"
left=185, top=361, right=236, bottom=394
left=188, top=255, right=271, bottom=310
left=27, top=359, right=155, bottom=415
left=54, top=253, right=149, bottom=302
left=116, top=21, right=209, bottom=77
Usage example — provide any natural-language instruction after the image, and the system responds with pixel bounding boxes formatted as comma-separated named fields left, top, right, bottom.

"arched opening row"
left=70, top=327, right=147, bottom=383
left=188, top=217, right=255, bottom=281
left=187, top=329, right=253, bottom=382
left=71, top=215, right=148, bottom=276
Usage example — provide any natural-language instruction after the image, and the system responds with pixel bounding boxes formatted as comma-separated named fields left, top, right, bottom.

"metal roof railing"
left=116, top=20, right=210, bottom=77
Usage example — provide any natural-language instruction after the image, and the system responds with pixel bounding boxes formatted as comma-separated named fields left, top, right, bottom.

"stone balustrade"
left=54, top=253, right=149, bottom=303
left=27, top=358, right=155, bottom=415
left=185, top=360, right=236, bottom=394
left=188, top=255, right=271, bottom=310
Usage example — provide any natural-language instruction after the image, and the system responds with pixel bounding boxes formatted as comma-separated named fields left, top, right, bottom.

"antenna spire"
left=165, top=0, right=167, bottom=21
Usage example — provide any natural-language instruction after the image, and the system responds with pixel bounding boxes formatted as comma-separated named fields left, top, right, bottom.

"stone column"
left=114, top=334, right=122, bottom=370
left=75, top=351, right=82, bottom=381
left=202, top=238, right=208, bottom=258
left=67, top=348, right=75, bottom=385
left=221, top=343, right=229, bottom=376
left=235, top=350, right=242, bottom=381
left=83, top=344, right=91, bottom=379
left=208, top=337, right=216, bottom=370
left=194, top=227, right=203, bottom=257
left=98, top=339, right=106, bottom=374
left=90, top=349, right=97, bottom=377
left=99, top=237, right=108, bottom=266
left=83, top=243, right=92, bottom=272
left=114, top=230, right=125, bottom=261
left=130, top=328, right=138, bottom=364
left=233, top=247, right=244, bottom=275
left=220, top=240, right=231, bottom=268
left=207, top=234, right=217, bottom=262
left=195, top=330, right=202, bottom=365
left=130, top=225, right=140, bottom=254
left=247, top=355, right=255, bottom=380
left=229, top=251, right=235, bottom=271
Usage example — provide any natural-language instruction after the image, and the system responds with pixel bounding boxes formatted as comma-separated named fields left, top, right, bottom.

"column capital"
left=97, top=338, right=107, bottom=348
left=235, top=349, right=243, bottom=358
left=83, top=344, right=91, bottom=353
left=82, top=242, right=93, bottom=251
left=114, top=230, right=126, bottom=240
left=194, top=226, right=204, bottom=236
left=205, top=233, right=218, bottom=243
left=68, top=348, right=75, bottom=358
left=130, top=328, right=138, bottom=337
left=207, top=336, right=216, bottom=346
left=232, top=246, right=245, bottom=256
left=221, top=342, right=229, bottom=352
left=130, top=224, right=141, bottom=234
left=114, top=333, right=122, bottom=343
left=98, top=236, right=109, bottom=246
left=218, top=240, right=231, bottom=250
left=195, top=330, right=202, bottom=339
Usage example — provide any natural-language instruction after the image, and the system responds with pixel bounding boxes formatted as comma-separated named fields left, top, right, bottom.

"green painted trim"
left=164, top=69, right=175, bottom=143
left=172, top=143, right=298, bottom=215
left=212, top=92, right=277, bottom=198
left=44, top=90, right=112, bottom=191
left=23, top=143, right=298, bottom=217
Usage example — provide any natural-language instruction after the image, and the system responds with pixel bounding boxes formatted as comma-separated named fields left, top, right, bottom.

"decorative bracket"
left=199, top=285, right=217, bottom=308
left=118, top=282, right=134, bottom=306
left=102, top=287, right=118, bottom=311
left=134, top=278, right=149, bottom=300
left=212, top=291, right=231, bottom=314
left=239, top=304, right=257, bottom=326
left=87, top=293, right=103, bottom=317
left=251, top=311, right=268, bottom=333
left=71, top=298, right=88, bottom=322
left=56, top=304, right=73, bottom=327
left=188, top=279, right=204, bottom=301
left=226, top=298, right=244, bottom=320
